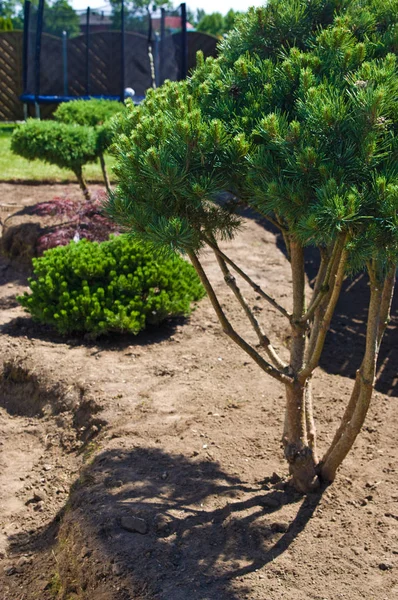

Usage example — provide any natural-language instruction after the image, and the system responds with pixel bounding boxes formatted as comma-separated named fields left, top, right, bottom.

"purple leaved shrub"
left=33, top=190, right=119, bottom=254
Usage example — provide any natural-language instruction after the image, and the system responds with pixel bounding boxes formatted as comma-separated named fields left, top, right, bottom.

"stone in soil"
left=120, top=516, right=148, bottom=535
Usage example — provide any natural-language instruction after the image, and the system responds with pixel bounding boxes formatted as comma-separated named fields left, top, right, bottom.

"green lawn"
left=0, top=123, right=116, bottom=183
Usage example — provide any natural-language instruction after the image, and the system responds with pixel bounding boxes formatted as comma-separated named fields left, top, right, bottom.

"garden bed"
left=0, top=183, right=397, bottom=600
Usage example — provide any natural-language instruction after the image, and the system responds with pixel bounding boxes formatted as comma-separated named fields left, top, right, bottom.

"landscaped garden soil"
left=0, top=183, right=397, bottom=600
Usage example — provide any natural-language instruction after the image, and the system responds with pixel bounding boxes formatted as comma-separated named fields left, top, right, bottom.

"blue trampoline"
left=21, top=1, right=193, bottom=116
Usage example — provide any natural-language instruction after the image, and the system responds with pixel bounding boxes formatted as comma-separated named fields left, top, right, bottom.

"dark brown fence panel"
left=170, top=31, right=219, bottom=80
left=67, top=34, right=89, bottom=97
left=124, top=32, right=152, bottom=97
left=0, top=32, right=24, bottom=121
left=185, top=31, right=219, bottom=73
left=88, top=31, right=124, bottom=96
left=66, top=31, right=151, bottom=98
left=40, top=34, right=64, bottom=96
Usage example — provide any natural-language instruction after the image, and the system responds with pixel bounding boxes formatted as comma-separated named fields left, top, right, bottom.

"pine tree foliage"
left=109, top=0, right=398, bottom=273
left=108, top=83, right=248, bottom=254
left=108, top=0, right=398, bottom=490
left=189, top=7, right=398, bottom=274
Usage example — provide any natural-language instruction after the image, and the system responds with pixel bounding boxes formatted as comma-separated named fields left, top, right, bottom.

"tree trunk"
left=74, top=167, right=91, bottom=201
left=99, top=154, right=111, bottom=193
left=283, top=380, right=318, bottom=492
left=305, top=377, right=318, bottom=462
left=188, top=239, right=394, bottom=494
left=282, top=241, right=318, bottom=492
left=320, top=272, right=384, bottom=482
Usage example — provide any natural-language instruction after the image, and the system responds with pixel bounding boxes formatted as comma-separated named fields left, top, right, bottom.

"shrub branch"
left=99, top=155, right=111, bottom=194
left=300, top=236, right=346, bottom=324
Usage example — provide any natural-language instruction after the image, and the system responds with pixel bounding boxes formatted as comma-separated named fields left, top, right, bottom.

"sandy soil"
left=0, top=183, right=397, bottom=600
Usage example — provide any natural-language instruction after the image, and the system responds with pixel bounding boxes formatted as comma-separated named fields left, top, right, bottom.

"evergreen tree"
left=0, top=0, right=17, bottom=19
left=109, top=0, right=171, bottom=33
left=196, top=12, right=224, bottom=37
left=196, top=9, right=242, bottom=37
left=44, top=0, right=80, bottom=38
left=195, top=9, right=205, bottom=24
left=1, top=0, right=20, bottom=28
left=108, top=0, right=398, bottom=492
left=5, top=0, right=80, bottom=36
left=223, top=9, right=241, bottom=32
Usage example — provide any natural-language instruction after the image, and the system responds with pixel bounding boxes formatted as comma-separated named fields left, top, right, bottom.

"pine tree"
left=107, top=0, right=398, bottom=492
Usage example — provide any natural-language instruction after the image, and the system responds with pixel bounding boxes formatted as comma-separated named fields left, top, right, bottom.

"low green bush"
left=11, top=119, right=97, bottom=199
left=54, top=99, right=124, bottom=128
left=18, top=236, right=205, bottom=336
left=54, top=99, right=125, bottom=191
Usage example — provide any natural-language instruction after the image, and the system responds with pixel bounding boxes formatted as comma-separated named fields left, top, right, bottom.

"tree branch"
left=281, top=229, right=291, bottom=262
left=263, top=213, right=286, bottom=232
left=304, top=378, right=318, bottom=463
left=290, top=239, right=307, bottom=372
left=321, top=262, right=396, bottom=474
left=300, top=236, right=344, bottom=323
left=212, top=247, right=288, bottom=371
left=304, top=234, right=347, bottom=363
left=300, top=286, right=328, bottom=324
left=202, top=235, right=292, bottom=320
left=309, top=246, right=329, bottom=306
left=99, top=153, right=111, bottom=193
left=299, top=247, right=348, bottom=380
left=377, top=264, right=396, bottom=347
left=188, top=250, right=293, bottom=385
left=321, top=266, right=384, bottom=482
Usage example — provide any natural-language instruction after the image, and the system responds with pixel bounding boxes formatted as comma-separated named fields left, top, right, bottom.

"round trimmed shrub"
left=54, top=99, right=125, bottom=192
left=11, top=119, right=98, bottom=198
left=11, top=119, right=98, bottom=172
left=54, top=98, right=124, bottom=156
left=18, top=236, right=205, bottom=336
left=54, top=99, right=125, bottom=128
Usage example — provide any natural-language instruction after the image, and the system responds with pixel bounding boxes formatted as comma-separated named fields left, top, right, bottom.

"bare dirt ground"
left=0, top=183, right=397, bottom=600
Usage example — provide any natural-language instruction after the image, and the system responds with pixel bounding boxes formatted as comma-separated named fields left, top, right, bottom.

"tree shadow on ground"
left=245, top=211, right=397, bottom=397
left=7, top=447, right=323, bottom=600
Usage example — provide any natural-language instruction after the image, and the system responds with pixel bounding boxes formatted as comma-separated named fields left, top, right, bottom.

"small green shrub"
left=54, top=99, right=124, bottom=128
left=54, top=99, right=125, bottom=192
left=11, top=120, right=97, bottom=199
left=18, top=236, right=205, bottom=336
left=11, top=120, right=97, bottom=171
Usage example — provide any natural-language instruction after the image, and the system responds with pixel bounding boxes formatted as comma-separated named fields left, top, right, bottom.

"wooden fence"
left=0, top=32, right=24, bottom=121
left=0, top=30, right=218, bottom=122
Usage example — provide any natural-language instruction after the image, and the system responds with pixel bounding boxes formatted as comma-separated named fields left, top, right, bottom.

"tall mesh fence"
left=21, top=2, right=219, bottom=104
